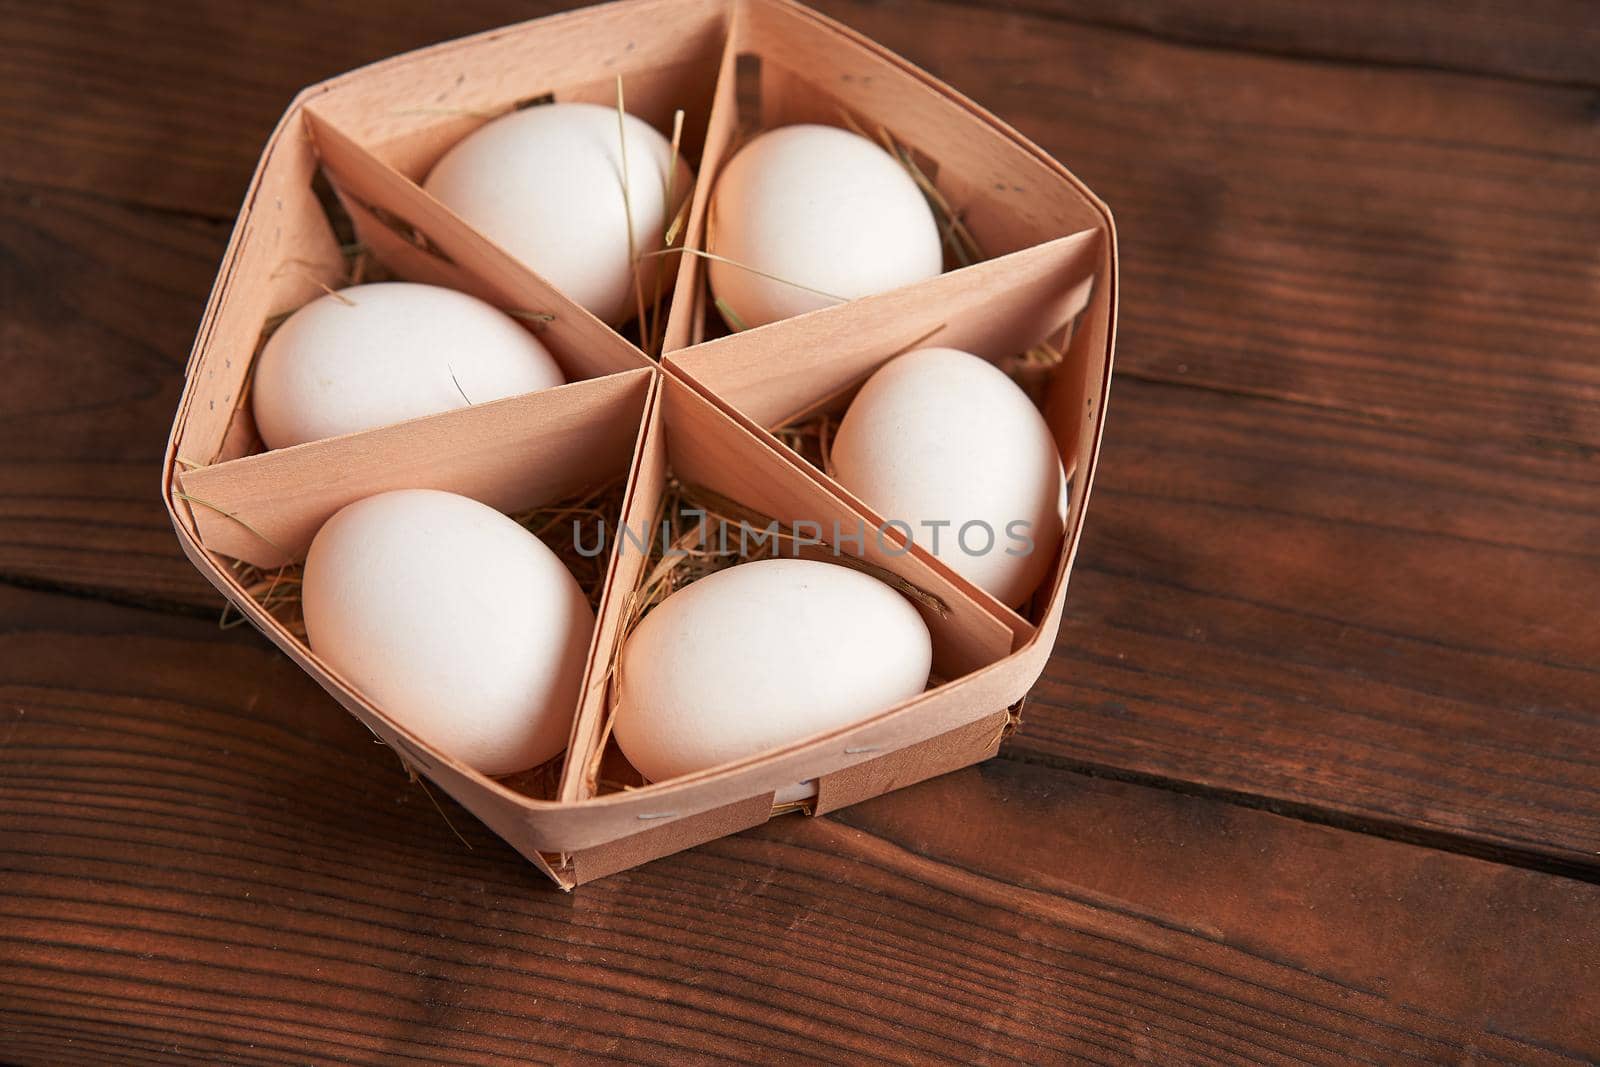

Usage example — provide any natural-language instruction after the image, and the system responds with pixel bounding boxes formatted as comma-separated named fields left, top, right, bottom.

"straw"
left=615, top=477, right=949, bottom=634
left=408, top=771, right=474, bottom=848
left=270, top=259, right=356, bottom=305
left=360, top=201, right=454, bottom=264
left=643, top=246, right=848, bottom=304
left=615, top=76, right=651, bottom=343
left=448, top=366, right=472, bottom=406
left=773, top=413, right=838, bottom=478
left=504, top=309, right=557, bottom=326
left=497, top=751, right=569, bottom=802
left=712, top=296, right=749, bottom=334
left=174, top=491, right=293, bottom=563
left=646, top=108, right=688, bottom=357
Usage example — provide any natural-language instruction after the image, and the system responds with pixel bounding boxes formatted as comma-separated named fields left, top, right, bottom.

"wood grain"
left=834, top=761, right=1600, bottom=1059
left=1014, top=375, right=1600, bottom=869
left=950, top=0, right=1600, bottom=86
left=5, top=0, right=1600, bottom=1059
left=3, top=586, right=1596, bottom=1065
left=0, top=0, right=580, bottom=217
left=0, top=180, right=226, bottom=610
left=10, top=0, right=1600, bottom=216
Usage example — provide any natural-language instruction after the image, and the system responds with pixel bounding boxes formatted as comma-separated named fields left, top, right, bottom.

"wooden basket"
left=161, top=0, right=1118, bottom=888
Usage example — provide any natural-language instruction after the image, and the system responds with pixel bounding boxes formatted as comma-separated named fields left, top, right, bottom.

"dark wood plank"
left=952, top=0, right=1600, bottom=86
left=3, top=586, right=1595, bottom=1064
left=0, top=181, right=226, bottom=610
left=9, top=0, right=1599, bottom=219
left=806, top=0, right=1600, bottom=866
left=834, top=761, right=1600, bottom=1061
left=1013, top=375, right=1600, bottom=869
left=0, top=0, right=593, bottom=218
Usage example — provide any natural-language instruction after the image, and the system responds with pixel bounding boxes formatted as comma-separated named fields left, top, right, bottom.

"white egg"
left=252, top=282, right=564, bottom=450
left=424, top=102, right=693, bottom=326
left=707, top=124, right=943, bottom=329
left=830, top=347, right=1067, bottom=608
left=302, top=489, right=594, bottom=777
left=614, top=558, right=932, bottom=786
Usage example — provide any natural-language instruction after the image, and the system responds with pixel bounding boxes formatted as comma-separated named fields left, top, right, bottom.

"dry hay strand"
left=496, top=750, right=568, bottom=802
left=610, top=75, right=696, bottom=359
left=638, top=478, right=948, bottom=625
left=773, top=412, right=839, bottom=478
left=615, top=75, right=652, bottom=343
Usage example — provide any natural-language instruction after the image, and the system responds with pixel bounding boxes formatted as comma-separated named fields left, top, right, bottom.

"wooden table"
left=4, top=0, right=1598, bottom=1061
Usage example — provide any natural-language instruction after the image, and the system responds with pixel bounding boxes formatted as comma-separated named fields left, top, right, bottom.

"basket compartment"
left=171, top=112, right=351, bottom=474
left=660, top=0, right=1112, bottom=352
left=177, top=361, right=648, bottom=788
left=560, top=373, right=1021, bottom=807
left=299, top=0, right=730, bottom=359
left=667, top=230, right=1101, bottom=624
left=306, top=110, right=659, bottom=371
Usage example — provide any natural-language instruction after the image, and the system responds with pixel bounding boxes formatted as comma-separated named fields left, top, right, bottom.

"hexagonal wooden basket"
left=162, top=0, right=1117, bottom=888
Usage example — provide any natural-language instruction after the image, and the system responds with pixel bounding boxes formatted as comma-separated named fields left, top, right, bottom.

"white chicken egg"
left=252, top=282, right=564, bottom=450
left=302, top=489, right=594, bottom=777
left=830, top=347, right=1067, bottom=608
left=613, top=558, right=932, bottom=788
left=424, top=102, right=693, bottom=326
left=706, top=124, right=943, bottom=329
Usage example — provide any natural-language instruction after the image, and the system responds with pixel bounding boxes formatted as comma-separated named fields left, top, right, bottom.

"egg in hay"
left=831, top=347, right=1067, bottom=608
left=424, top=101, right=693, bottom=326
left=613, top=558, right=933, bottom=789
left=251, top=282, right=565, bottom=450
left=706, top=124, right=943, bottom=329
left=302, top=489, right=594, bottom=777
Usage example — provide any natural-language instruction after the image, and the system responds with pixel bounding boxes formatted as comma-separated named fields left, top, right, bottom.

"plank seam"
left=932, top=0, right=1600, bottom=92
left=993, top=746, right=1600, bottom=884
